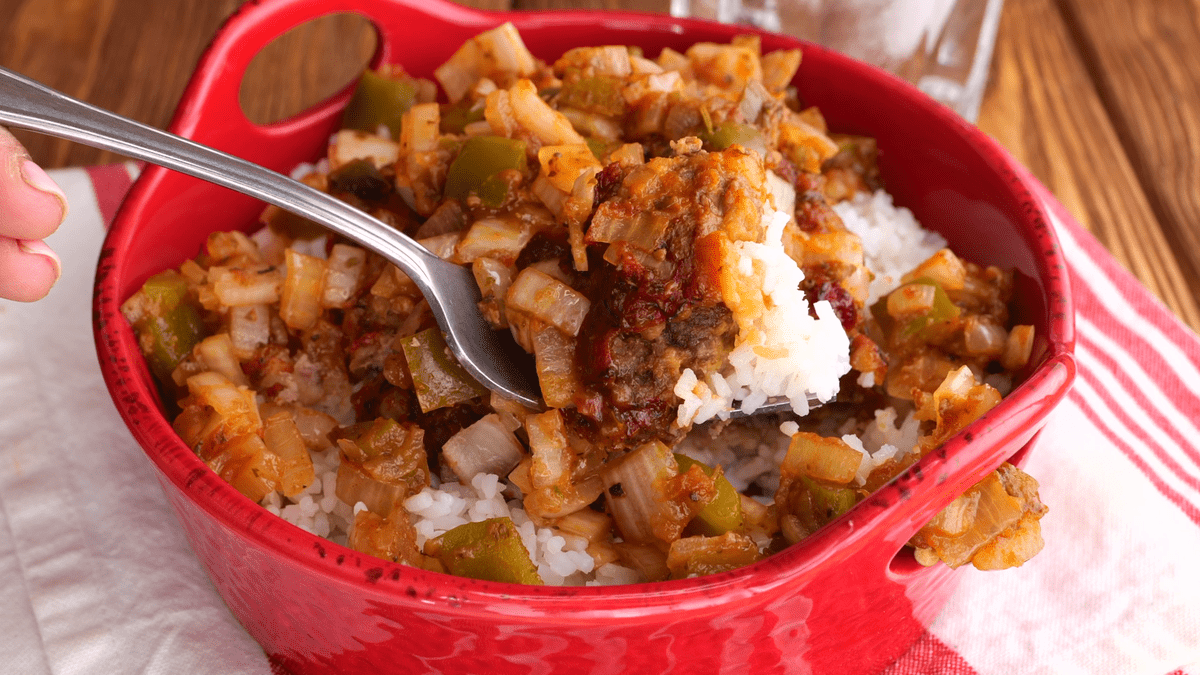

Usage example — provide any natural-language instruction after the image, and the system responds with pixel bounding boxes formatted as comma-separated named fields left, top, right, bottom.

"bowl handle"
left=165, top=0, right=497, bottom=167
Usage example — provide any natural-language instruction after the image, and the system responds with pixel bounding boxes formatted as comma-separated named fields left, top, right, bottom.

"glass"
left=669, top=0, right=1005, bottom=122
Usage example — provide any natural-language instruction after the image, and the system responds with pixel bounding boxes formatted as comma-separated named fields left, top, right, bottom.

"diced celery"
left=675, top=454, right=744, bottom=536
left=433, top=518, right=543, bottom=584
left=399, top=327, right=488, bottom=413
left=443, top=136, right=527, bottom=201
left=341, top=69, right=418, bottom=138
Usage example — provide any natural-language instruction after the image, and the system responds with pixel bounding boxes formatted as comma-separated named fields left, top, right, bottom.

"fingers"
left=0, top=236, right=61, bottom=302
left=0, top=127, right=67, bottom=242
left=0, top=127, right=67, bottom=301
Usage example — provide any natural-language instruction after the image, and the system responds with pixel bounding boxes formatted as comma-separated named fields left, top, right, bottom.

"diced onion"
left=329, top=129, right=400, bottom=170
left=779, top=432, right=862, bottom=485
left=196, top=333, right=248, bottom=387
left=1002, top=325, right=1036, bottom=370
left=210, top=265, right=282, bottom=307
left=600, top=440, right=677, bottom=545
left=415, top=200, right=466, bottom=239
left=531, top=325, right=580, bottom=409
left=263, top=412, right=316, bottom=498
left=229, top=304, right=271, bottom=359
left=322, top=244, right=366, bottom=309
left=555, top=509, right=614, bottom=542
left=538, top=144, right=602, bottom=193
left=506, top=79, right=587, bottom=147
left=400, top=102, right=440, bottom=154
left=441, top=414, right=526, bottom=484
left=505, top=268, right=591, bottom=337
left=760, top=49, right=801, bottom=93
left=335, top=462, right=408, bottom=517
left=186, top=371, right=261, bottom=436
left=962, top=316, right=1007, bottom=357
left=280, top=249, right=327, bottom=330
left=525, top=410, right=570, bottom=490
left=587, top=209, right=671, bottom=253
left=886, top=283, right=936, bottom=319
left=456, top=217, right=534, bottom=264
left=419, top=233, right=462, bottom=262
left=435, top=22, right=537, bottom=103
left=901, top=249, right=967, bottom=291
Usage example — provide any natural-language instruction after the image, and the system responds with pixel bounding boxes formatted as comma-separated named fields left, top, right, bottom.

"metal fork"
left=0, top=66, right=544, bottom=409
left=0, top=66, right=799, bottom=418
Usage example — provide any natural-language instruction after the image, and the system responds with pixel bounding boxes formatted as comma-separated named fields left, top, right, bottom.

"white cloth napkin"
left=0, top=166, right=272, bottom=675
left=0, top=166, right=1197, bottom=674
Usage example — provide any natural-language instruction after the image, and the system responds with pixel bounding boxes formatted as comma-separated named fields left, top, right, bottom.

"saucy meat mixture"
left=123, top=24, right=1047, bottom=583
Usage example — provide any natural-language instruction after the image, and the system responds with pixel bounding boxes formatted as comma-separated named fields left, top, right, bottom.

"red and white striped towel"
left=0, top=165, right=1195, bottom=674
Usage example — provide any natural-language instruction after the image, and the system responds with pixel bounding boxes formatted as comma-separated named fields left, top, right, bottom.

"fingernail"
left=18, top=238, right=62, bottom=284
left=19, top=159, right=68, bottom=222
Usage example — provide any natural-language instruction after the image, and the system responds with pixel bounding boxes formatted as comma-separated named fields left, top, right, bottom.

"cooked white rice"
left=674, top=208, right=852, bottom=426
left=833, top=189, right=947, bottom=304
left=260, top=187, right=941, bottom=585
left=402, top=473, right=612, bottom=586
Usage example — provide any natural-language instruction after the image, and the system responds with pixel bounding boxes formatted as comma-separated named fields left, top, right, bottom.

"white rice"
left=401, top=473, right=606, bottom=585
left=833, top=189, right=948, bottom=304
left=841, top=406, right=921, bottom=486
left=261, top=446, right=355, bottom=546
left=674, top=208, right=852, bottom=426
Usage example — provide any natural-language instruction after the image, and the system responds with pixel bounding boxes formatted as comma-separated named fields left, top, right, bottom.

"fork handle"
left=0, top=66, right=449, bottom=291
left=0, top=66, right=546, bottom=407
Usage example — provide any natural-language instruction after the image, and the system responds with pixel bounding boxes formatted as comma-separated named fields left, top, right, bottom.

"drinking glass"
left=669, top=0, right=1005, bottom=121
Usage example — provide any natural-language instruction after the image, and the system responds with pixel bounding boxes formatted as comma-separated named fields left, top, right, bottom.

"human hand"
left=1, top=126, right=67, bottom=302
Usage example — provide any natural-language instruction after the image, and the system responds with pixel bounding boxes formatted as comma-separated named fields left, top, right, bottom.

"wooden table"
left=2, top=0, right=1197, bottom=331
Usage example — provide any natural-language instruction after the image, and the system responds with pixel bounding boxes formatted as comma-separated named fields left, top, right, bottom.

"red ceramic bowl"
left=92, top=1, right=1076, bottom=673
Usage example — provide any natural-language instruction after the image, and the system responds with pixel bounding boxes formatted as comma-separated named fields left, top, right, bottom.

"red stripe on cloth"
left=1056, top=203, right=1197, bottom=349
left=1070, top=389, right=1200, bottom=527
left=1041, top=188, right=1200, bottom=403
left=1069, top=259, right=1200, bottom=421
left=1076, top=333, right=1200, bottom=473
left=84, top=164, right=135, bottom=228
left=1073, top=355, right=1200, bottom=514
left=881, top=631, right=979, bottom=675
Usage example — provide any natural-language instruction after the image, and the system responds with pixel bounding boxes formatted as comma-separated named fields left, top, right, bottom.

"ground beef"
left=569, top=148, right=766, bottom=450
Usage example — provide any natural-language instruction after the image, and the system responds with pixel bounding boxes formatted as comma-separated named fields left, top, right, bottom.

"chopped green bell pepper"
left=433, top=517, right=543, bottom=584
left=700, top=122, right=767, bottom=155
left=898, top=277, right=961, bottom=337
left=799, top=475, right=858, bottom=526
left=341, top=69, right=418, bottom=139
left=439, top=101, right=486, bottom=135
left=558, top=75, right=626, bottom=117
left=399, top=327, right=488, bottom=413
left=123, top=271, right=205, bottom=381
left=676, top=454, right=744, bottom=536
left=443, top=136, right=527, bottom=204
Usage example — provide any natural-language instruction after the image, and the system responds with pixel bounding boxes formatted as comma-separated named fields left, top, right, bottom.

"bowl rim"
left=92, top=0, right=1076, bottom=613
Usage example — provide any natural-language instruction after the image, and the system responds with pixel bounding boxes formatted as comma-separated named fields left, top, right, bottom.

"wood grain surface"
left=1, top=0, right=1196, bottom=330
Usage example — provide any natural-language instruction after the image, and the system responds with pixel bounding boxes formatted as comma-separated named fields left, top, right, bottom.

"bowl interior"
left=94, top=1, right=1074, bottom=607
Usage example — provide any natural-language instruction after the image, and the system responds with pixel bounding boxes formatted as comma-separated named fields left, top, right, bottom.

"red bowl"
left=92, top=1, right=1076, bottom=673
